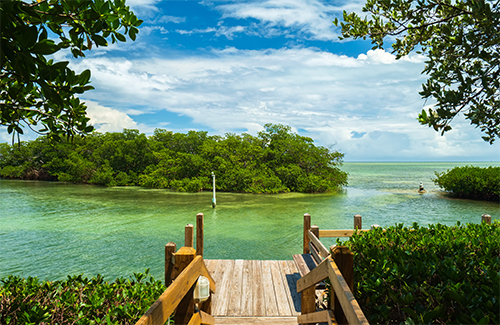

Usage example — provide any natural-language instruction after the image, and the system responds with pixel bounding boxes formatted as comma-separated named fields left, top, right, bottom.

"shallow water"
left=0, top=162, right=498, bottom=281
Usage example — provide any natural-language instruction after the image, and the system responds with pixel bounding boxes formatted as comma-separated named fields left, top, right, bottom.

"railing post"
left=482, top=214, right=491, bottom=225
left=304, top=213, right=311, bottom=254
left=185, top=224, right=194, bottom=247
left=173, top=247, right=196, bottom=324
left=354, top=214, right=362, bottom=231
left=301, top=214, right=315, bottom=320
left=196, top=213, right=204, bottom=256
left=165, top=242, right=177, bottom=286
left=331, top=246, right=354, bottom=325
left=310, top=225, right=319, bottom=238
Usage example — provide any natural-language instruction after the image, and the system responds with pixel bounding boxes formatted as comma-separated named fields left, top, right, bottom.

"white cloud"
left=214, top=0, right=364, bottom=40
left=85, top=100, right=152, bottom=133
left=62, top=46, right=499, bottom=162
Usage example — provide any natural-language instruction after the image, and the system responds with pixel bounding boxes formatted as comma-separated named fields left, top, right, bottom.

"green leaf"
left=31, top=39, right=59, bottom=55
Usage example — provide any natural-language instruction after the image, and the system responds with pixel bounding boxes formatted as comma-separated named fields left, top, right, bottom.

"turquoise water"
left=1, top=162, right=498, bottom=281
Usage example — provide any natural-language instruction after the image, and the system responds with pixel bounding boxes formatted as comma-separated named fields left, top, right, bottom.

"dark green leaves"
left=0, top=269, right=166, bottom=325
left=1, top=0, right=142, bottom=142
left=336, top=0, right=500, bottom=143
left=339, top=221, right=500, bottom=324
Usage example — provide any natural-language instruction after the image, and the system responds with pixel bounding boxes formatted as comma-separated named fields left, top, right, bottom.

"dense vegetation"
left=339, top=222, right=500, bottom=324
left=0, top=124, right=347, bottom=194
left=0, top=270, right=164, bottom=325
left=433, top=166, right=500, bottom=201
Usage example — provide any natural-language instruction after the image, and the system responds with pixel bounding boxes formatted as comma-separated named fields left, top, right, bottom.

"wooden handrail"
left=187, top=310, right=215, bottom=325
left=135, top=255, right=215, bottom=325
left=319, top=229, right=372, bottom=238
left=297, top=257, right=369, bottom=325
left=308, top=229, right=329, bottom=259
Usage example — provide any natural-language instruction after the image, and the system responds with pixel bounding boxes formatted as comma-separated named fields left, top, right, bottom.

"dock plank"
left=252, top=260, right=265, bottom=316
left=227, top=259, right=244, bottom=316
left=269, top=260, right=292, bottom=316
left=285, top=260, right=302, bottom=315
left=205, top=259, right=301, bottom=318
left=261, top=260, right=279, bottom=316
left=212, top=259, right=235, bottom=316
left=240, top=260, right=253, bottom=316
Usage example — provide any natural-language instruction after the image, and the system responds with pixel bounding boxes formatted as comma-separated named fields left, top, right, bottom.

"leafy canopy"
left=0, top=0, right=142, bottom=142
left=335, top=0, right=500, bottom=143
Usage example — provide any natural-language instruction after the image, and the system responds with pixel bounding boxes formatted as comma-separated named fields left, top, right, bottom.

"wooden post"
left=482, top=214, right=491, bottom=225
left=304, top=213, right=311, bottom=254
left=185, top=224, right=194, bottom=247
left=165, top=242, right=176, bottom=286
left=331, top=246, right=354, bottom=325
left=301, top=214, right=315, bottom=320
left=310, top=225, right=319, bottom=239
left=173, top=247, right=196, bottom=324
left=354, top=214, right=362, bottom=231
left=196, top=213, right=204, bottom=256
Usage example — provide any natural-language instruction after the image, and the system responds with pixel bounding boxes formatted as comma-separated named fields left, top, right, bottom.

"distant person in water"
left=419, top=182, right=425, bottom=192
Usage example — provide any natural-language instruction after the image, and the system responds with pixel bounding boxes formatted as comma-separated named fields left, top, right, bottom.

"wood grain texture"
left=252, top=260, right=265, bottom=316
left=261, top=260, right=279, bottom=316
left=269, top=260, right=292, bottom=316
left=214, top=317, right=297, bottom=324
left=227, top=259, right=244, bottom=316
left=240, top=260, right=253, bottom=316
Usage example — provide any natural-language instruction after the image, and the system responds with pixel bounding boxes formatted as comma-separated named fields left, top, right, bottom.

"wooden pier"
left=205, top=259, right=301, bottom=324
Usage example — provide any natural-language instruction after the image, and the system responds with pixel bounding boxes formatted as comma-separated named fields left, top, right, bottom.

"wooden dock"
left=204, top=259, right=303, bottom=324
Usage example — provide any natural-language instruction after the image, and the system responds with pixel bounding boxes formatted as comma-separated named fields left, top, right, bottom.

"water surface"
left=1, top=162, right=498, bottom=281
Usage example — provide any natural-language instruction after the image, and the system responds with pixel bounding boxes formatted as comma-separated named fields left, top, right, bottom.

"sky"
left=2, top=0, right=499, bottom=162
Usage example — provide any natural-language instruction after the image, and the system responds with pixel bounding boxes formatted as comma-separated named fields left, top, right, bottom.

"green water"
left=1, top=162, right=498, bottom=281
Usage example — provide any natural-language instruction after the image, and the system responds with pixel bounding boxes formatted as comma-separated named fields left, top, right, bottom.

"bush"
left=338, top=222, right=500, bottom=324
left=433, top=166, right=500, bottom=201
left=0, top=270, right=165, bottom=325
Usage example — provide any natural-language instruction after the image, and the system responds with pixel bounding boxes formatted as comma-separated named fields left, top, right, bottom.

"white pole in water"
left=211, top=171, right=216, bottom=208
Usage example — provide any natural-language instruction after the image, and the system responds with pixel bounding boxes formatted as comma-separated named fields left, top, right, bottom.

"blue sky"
left=2, top=0, right=499, bottom=162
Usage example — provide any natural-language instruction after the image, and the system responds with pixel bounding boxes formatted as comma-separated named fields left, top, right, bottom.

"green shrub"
left=338, top=222, right=500, bottom=324
left=0, top=270, right=165, bottom=325
left=434, top=166, right=500, bottom=201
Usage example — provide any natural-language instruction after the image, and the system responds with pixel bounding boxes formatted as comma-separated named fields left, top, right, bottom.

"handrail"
left=299, top=229, right=369, bottom=325
left=297, top=256, right=369, bottom=325
left=135, top=255, right=215, bottom=325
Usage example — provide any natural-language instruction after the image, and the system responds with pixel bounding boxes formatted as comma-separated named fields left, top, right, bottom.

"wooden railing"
left=297, top=213, right=371, bottom=325
left=298, top=213, right=493, bottom=324
left=136, top=213, right=215, bottom=325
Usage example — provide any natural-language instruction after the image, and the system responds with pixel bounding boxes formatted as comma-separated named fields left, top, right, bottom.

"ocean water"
left=0, top=162, right=498, bottom=281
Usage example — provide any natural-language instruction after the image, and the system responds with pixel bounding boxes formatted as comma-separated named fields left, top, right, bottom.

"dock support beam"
left=197, top=213, right=204, bottom=256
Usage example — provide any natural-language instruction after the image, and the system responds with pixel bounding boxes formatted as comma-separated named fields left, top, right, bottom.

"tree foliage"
left=0, top=270, right=165, bottom=325
left=335, top=0, right=500, bottom=143
left=433, top=165, right=500, bottom=201
left=340, top=222, right=500, bottom=324
left=0, top=124, right=348, bottom=194
left=0, top=0, right=142, bottom=142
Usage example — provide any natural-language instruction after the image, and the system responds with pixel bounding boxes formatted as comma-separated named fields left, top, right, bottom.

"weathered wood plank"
left=327, top=258, right=369, bottom=325
left=252, top=260, right=265, bottom=316
left=318, top=229, right=371, bottom=238
left=297, top=309, right=336, bottom=325
left=297, top=257, right=330, bottom=293
left=240, top=260, right=253, bottom=316
left=136, top=256, right=210, bottom=325
left=227, top=259, right=244, bottom=316
left=214, top=316, right=297, bottom=324
left=269, top=260, right=292, bottom=316
left=278, top=260, right=300, bottom=316
left=308, top=229, right=329, bottom=259
left=285, top=260, right=302, bottom=315
left=212, top=259, right=235, bottom=316
left=261, top=261, right=279, bottom=316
